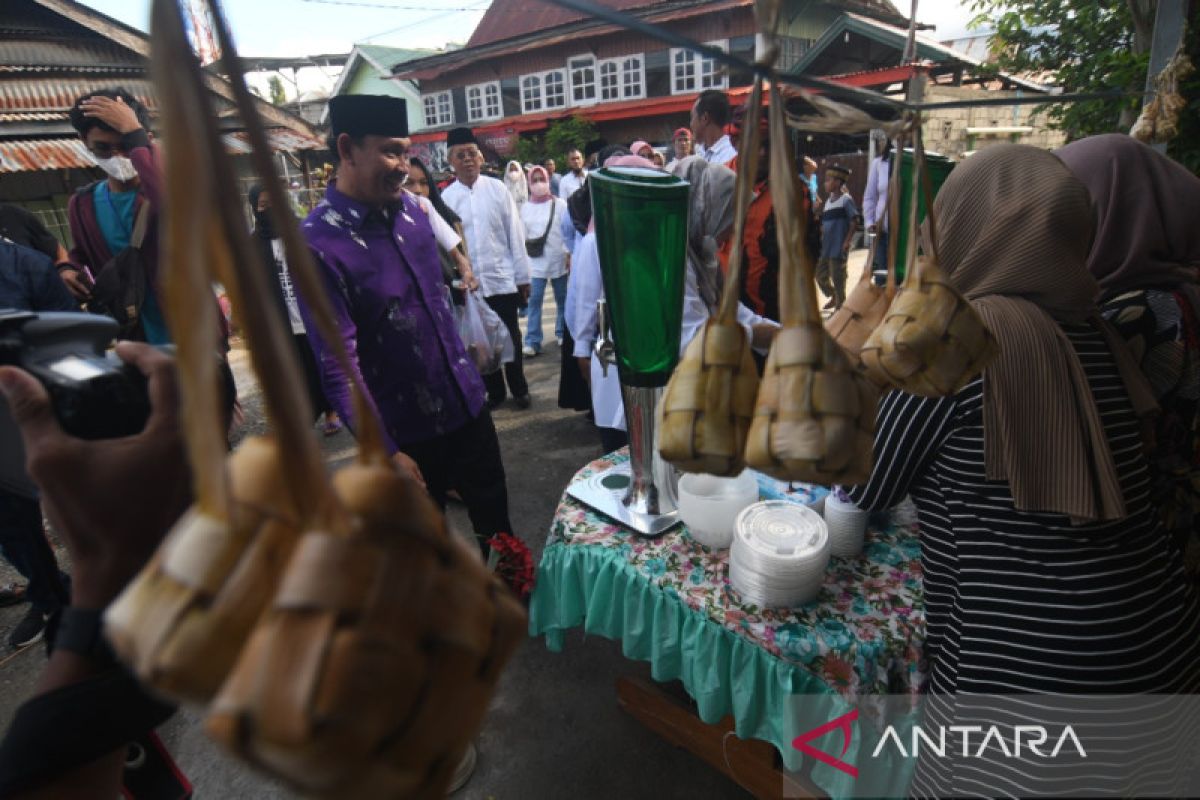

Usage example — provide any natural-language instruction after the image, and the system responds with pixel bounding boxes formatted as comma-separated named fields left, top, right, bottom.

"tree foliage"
left=969, top=0, right=1149, bottom=139
left=512, top=115, right=598, bottom=169
left=267, top=75, right=287, bottom=106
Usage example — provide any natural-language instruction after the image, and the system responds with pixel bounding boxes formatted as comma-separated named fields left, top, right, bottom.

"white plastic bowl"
left=678, top=470, right=760, bottom=549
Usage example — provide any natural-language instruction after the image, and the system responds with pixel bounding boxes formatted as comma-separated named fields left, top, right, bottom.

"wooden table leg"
left=615, top=676, right=823, bottom=800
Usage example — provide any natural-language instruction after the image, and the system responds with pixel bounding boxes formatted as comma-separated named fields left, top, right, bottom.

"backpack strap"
left=130, top=202, right=152, bottom=249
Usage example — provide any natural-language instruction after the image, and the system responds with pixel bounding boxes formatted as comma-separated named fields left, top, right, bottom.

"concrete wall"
left=921, top=85, right=1066, bottom=160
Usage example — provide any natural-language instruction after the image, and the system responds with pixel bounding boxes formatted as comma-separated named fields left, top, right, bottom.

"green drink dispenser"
left=893, top=148, right=954, bottom=282
left=590, top=166, right=690, bottom=386
left=568, top=166, right=690, bottom=537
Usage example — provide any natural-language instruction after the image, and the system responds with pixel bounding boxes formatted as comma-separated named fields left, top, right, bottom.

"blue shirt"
left=92, top=182, right=169, bottom=344
left=299, top=185, right=486, bottom=451
left=820, top=192, right=859, bottom=260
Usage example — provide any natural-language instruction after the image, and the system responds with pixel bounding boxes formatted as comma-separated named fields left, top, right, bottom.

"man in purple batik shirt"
left=298, top=95, right=514, bottom=555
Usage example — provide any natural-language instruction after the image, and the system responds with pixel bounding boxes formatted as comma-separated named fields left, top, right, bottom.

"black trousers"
left=398, top=409, right=513, bottom=555
left=293, top=333, right=332, bottom=420
left=483, top=292, right=528, bottom=402
left=0, top=492, right=68, bottom=614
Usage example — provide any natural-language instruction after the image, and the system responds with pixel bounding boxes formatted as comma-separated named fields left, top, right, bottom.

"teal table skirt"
left=529, top=451, right=926, bottom=798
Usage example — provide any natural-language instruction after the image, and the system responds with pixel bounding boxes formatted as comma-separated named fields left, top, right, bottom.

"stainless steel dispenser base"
left=567, top=461, right=681, bottom=538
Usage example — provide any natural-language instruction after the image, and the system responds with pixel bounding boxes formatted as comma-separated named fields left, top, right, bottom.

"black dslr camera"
left=1, top=310, right=153, bottom=497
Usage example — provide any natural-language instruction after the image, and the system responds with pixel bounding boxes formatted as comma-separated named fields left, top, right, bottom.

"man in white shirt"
left=691, top=90, right=737, bottom=165
left=442, top=127, right=533, bottom=409
left=862, top=134, right=892, bottom=286
left=557, top=147, right=587, bottom=200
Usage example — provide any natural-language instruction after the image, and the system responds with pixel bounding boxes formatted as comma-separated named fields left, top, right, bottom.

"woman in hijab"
left=845, top=145, right=1200, bottom=797
left=503, top=159, right=528, bottom=208
left=1056, top=134, right=1200, bottom=582
left=520, top=165, right=570, bottom=357
left=248, top=184, right=341, bottom=435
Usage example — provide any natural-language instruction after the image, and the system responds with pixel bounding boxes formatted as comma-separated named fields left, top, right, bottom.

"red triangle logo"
left=792, top=708, right=859, bottom=778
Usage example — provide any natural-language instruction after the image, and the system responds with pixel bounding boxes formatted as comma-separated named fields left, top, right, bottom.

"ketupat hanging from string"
left=102, top=0, right=326, bottom=703
left=106, top=1, right=525, bottom=796
left=859, top=123, right=998, bottom=397
left=658, top=76, right=765, bottom=477
left=823, top=131, right=903, bottom=377
left=743, top=0, right=878, bottom=485
left=170, top=2, right=526, bottom=797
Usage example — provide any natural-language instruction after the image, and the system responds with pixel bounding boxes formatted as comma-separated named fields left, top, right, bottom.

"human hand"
left=518, top=283, right=531, bottom=303
left=0, top=342, right=189, bottom=611
left=390, top=451, right=426, bottom=489
left=461, top=270, right=480, bottom=291
left=78, top=95, right=142, bottom=135
left=59, top=268, right=93, bottom=301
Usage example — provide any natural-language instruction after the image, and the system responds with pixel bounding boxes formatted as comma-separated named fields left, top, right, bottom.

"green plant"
left=543, top=115, right=598, bottom=167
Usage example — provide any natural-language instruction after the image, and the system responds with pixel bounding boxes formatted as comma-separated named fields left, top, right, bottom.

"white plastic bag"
left=456, top=290, right=512, bottom=375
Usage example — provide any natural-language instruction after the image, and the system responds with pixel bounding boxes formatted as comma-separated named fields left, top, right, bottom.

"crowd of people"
left=1, top=76, right=1198, bottom=798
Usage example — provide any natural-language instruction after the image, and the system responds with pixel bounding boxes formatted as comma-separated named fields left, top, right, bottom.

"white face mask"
left=91, top=154, right=138, bottom=182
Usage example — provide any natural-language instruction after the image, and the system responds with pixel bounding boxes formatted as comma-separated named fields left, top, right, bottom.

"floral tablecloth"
left=529, top=450, right=927, bottom=797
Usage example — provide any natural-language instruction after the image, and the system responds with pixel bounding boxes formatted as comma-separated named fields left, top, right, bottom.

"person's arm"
left=844, top=389, right=957, bottom=511
left=0, top=343, right=187, bottom=799
left=560, top=204, right=577, bottom=257
left=61, top=196, right=95, bottom=301
left=843, top=198, right=859, bottom=255
left=863, top=159, right=879, bottom=230
left=501, top=186, right=532, bottom=299
left=23, top=246, right=79, bottom=312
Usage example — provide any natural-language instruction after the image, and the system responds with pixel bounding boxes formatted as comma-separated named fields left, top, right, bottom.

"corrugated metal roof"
left=467, top=0, right=662, bottom=48
left=0, top=38, right=143, bottom=70
left=0, top=76, right=156, bottom=111
left=0, top=130, right=324, bottom=174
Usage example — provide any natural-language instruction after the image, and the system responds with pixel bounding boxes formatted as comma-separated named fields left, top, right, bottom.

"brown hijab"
left=934, top=144, right=1156, bottom=524
left=1055, top=134, right=1200, bottom=302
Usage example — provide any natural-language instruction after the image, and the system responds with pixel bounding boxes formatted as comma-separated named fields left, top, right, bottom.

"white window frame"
left=520, top=69, right=568, bottom=113
left=567, top=54, right=597, bottom=106
left=466, top=80, right=502, bottom=122
left=521, top=74, right=542, bottom=114
left=543, top=69, right=567, bottom=109
left=421, top=90, right=453, bottom=127
left=669, top=39, right=728, bottom=95
left=598, top=54, right=644, bottom=102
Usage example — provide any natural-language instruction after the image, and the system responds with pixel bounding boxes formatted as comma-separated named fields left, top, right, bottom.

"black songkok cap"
left=446, top=127, right=478, bottom=148
left=328, top=94, right=409, bottom=138
left=583, top=138, right=608, bottom=159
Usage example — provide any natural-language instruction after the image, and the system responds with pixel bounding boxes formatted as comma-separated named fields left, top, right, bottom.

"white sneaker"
left=556, top=337, right=563, bottom=347
left=522, top=345, right=537, bottom=357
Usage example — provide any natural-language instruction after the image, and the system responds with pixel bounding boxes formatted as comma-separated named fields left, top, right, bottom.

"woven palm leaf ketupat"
left=859, top=125, right=998, bottom=397
left=743, top=75, right=878, bottom=486
left=207, top=462, right=526, bottom=798
left=825, top=130, right=905, bottom=378
left=103, top=0, right=325, bottom=703
left=659, top=78, right=766, bottom=476
left=172, top=1, right=526, bottom=796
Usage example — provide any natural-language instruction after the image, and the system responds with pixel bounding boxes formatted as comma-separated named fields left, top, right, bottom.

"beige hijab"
left=934, top=144, right=1156, bottom=524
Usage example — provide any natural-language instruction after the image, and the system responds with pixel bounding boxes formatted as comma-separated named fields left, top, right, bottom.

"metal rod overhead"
left=542, top=0, right=1145, bottom=114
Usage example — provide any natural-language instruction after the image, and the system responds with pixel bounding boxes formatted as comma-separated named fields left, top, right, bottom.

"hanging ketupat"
left=659, top=78, right=766, bottom=476
left=859, top=125, right=998, bottom=397
left=743, top=70, right=878, bottom=485
left=106, top=2, right=526, bottom=798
